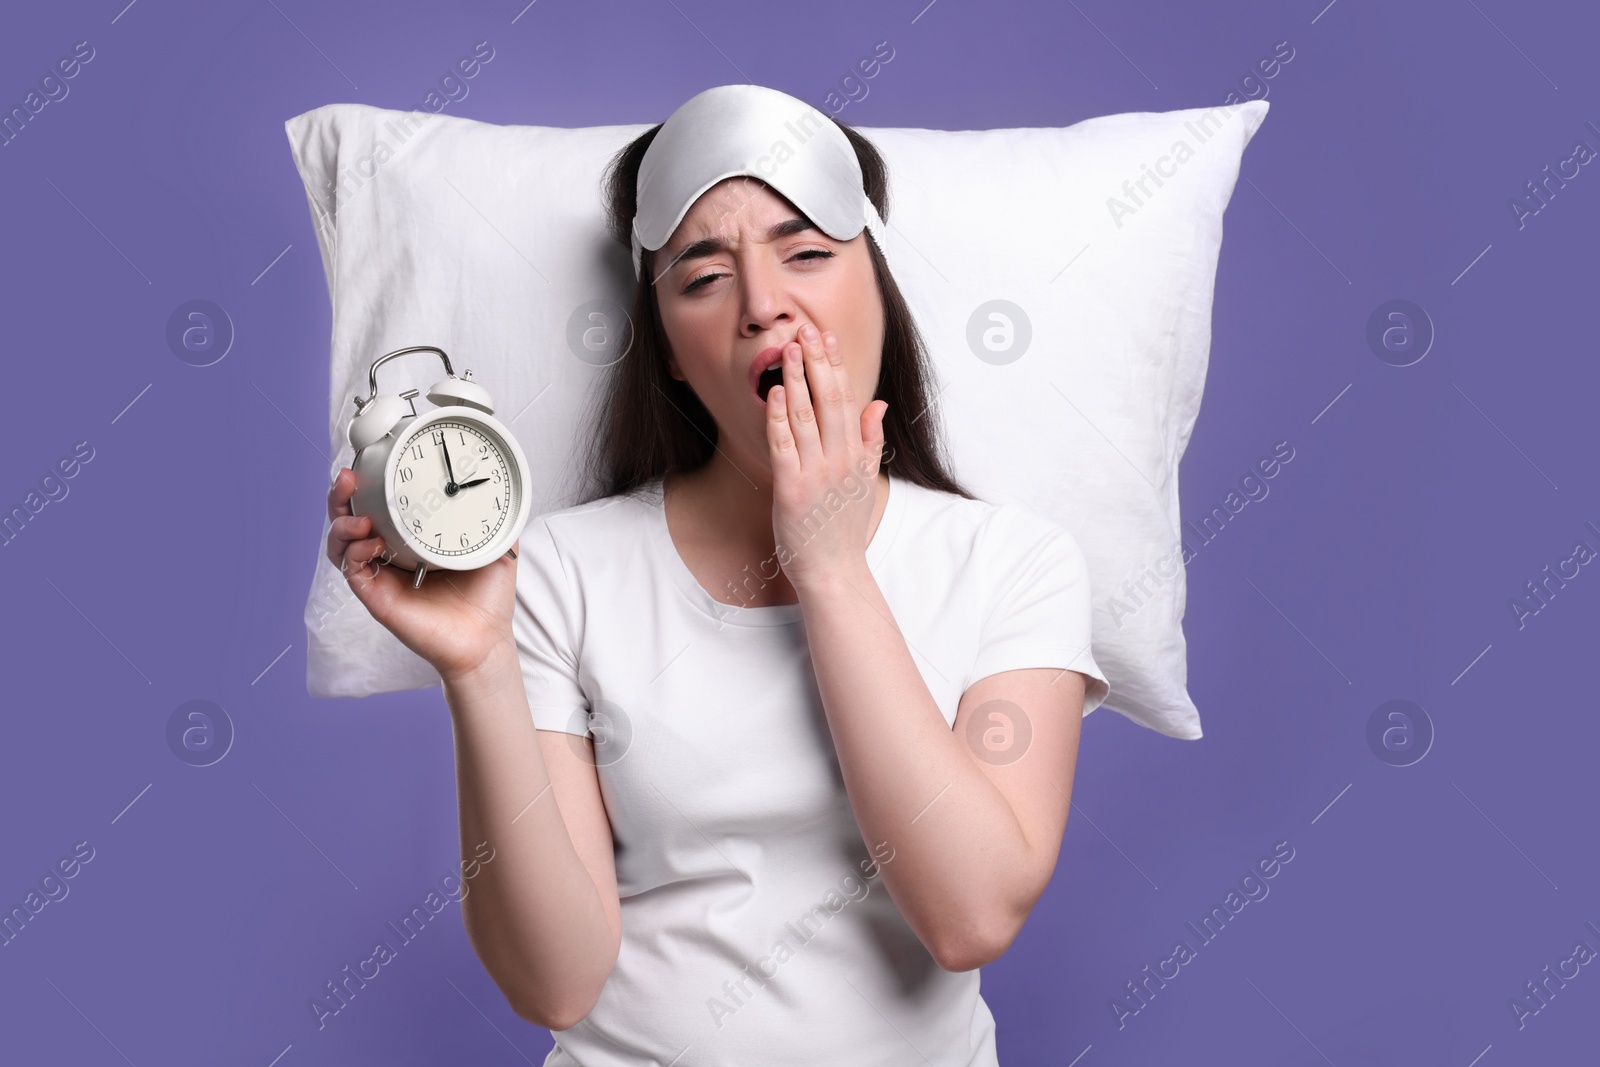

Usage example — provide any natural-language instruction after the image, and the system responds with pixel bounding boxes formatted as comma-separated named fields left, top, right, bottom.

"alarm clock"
left=345, top=345, right=531, bottom=589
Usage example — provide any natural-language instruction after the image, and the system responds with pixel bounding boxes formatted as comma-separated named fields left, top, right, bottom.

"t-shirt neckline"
left=644, top=472, right=907, bottom=627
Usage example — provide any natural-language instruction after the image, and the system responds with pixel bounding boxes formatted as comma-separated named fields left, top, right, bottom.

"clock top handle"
left=352, top=346, right=457, bottom=413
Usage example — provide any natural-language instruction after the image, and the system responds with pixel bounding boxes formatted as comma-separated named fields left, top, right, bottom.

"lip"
left=747, top=343, right=789, bottom=402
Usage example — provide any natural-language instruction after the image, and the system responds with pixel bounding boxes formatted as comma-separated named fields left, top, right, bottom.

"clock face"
left=392, top=420, right=518, bottom=557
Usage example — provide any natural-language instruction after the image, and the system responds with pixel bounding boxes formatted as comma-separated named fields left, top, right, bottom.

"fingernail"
left=801, top=323, right=817, bottom=341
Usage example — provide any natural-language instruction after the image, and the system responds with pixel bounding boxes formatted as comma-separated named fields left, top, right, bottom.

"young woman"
left=324, top=85, right=1108, bottom=1066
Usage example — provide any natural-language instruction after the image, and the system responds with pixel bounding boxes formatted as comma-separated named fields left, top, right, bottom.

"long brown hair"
left=574, top=114, right=974, bottom=506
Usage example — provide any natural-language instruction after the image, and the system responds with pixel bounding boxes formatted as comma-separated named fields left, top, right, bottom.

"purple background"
left=2, top=0, right=1596, bottom=1063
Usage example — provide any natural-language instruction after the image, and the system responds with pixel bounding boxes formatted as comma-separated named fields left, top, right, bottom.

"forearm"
left=443, top=648, right=616, bottom=1027
left=797, top=562, right=1035, bottom=968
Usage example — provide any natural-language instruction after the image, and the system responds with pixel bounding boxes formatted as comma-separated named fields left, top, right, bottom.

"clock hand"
left=440, top=434, right=458, bottom=490
left=456, top=477, right=491, bottom=489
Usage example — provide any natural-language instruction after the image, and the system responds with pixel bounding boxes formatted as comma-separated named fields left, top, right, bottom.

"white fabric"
left=511, top=471, right=1105, bottom=1065
left=630, top=83, right=889, bottom=280
left=284, top=96, right=1271, bottom=740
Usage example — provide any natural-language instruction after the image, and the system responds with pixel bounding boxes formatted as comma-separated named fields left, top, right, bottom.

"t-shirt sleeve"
left=511, top=516, right=592, bottom=736
left=968, top=506, right=1110, bottom=716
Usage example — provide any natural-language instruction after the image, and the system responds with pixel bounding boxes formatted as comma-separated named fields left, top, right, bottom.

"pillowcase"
left=285, top=96, right=1269, bottom=741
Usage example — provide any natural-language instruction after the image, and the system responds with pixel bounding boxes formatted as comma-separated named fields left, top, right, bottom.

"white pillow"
left=286, top=97, right=1269, bottom=741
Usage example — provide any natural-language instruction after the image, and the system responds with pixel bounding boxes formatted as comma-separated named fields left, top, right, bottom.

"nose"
left=738, top=249, right=795, bottom=338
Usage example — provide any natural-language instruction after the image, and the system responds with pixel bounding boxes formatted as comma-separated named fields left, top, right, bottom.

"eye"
left=681, top=271, right=723, bottom=295
left=680, top=248, right=837, bottom=295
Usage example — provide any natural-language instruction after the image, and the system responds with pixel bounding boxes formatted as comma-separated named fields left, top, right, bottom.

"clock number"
left=493, top=496, right=501, bottom=512
left=458, top=430, right=466, bottom=445
left=460, top=532, right=471, bottom=548
left=399, top=467, right=414, bottom=483
left=398, top=494, right=409, bottom=509
left=491, top=468, right=501, bottom=484
left=408, top=443, right=424, bottom=461
left=434, top=533, right=442, bottom=548
left=481, top=519, right=491, bottom=534
left=432, top=430, right=446, bottom=448
left=412, top=518, right=423, bottom=533
left=478, top=443, right=488, bottom=456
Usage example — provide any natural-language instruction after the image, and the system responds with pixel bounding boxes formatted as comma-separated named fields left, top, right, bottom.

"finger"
left=339, top=547, right=402, bottom=616
left=328, top=467, right=356, bottom=522
left=781, top=340, right=822, bottom=466
left=341, top=534, right=394, bottom=593
left=326, top=513, right=373, bottom=567
left=766, top=382, right=800, bottom=473
left=800, top=324, right=848, bottom=456
left=822, top=329, right=863, bottom=451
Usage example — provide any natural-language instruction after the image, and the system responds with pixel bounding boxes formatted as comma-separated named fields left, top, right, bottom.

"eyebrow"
left=663, top=216, right=820, bottom=273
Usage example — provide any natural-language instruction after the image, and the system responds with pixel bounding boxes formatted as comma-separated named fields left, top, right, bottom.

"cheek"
left=657, top=306, right=729, bottom=393
left=834, top=268, right=885, bottom=393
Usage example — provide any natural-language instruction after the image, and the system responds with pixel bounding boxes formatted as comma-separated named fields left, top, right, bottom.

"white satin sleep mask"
left=629, top=83, right=889, bottom=281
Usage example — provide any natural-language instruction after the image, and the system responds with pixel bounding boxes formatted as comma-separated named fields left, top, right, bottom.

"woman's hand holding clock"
left=325, top=467, right=519, bottom=684
left=765, top=323, right=889, bottom=593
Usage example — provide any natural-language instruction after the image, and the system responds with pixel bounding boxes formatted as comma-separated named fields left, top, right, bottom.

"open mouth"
left=750, top=343, right=808, bottom=403
left=756, top=363, right=788, bottom=402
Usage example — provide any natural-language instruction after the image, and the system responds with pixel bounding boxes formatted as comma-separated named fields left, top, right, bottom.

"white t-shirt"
left=511, top=472, right=1109, bottom=1067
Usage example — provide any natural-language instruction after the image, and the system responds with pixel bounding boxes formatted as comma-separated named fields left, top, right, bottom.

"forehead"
left=671, top=177, right=801, bottom=239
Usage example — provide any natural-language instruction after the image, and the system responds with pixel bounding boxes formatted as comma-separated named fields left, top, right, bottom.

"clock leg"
left=413, top=563, right=427, bottom=589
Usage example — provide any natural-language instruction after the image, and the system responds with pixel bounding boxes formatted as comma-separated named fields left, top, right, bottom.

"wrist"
left=792, top=557, right=874, bottom=602
left=440, top=640, right=522, bottom=701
